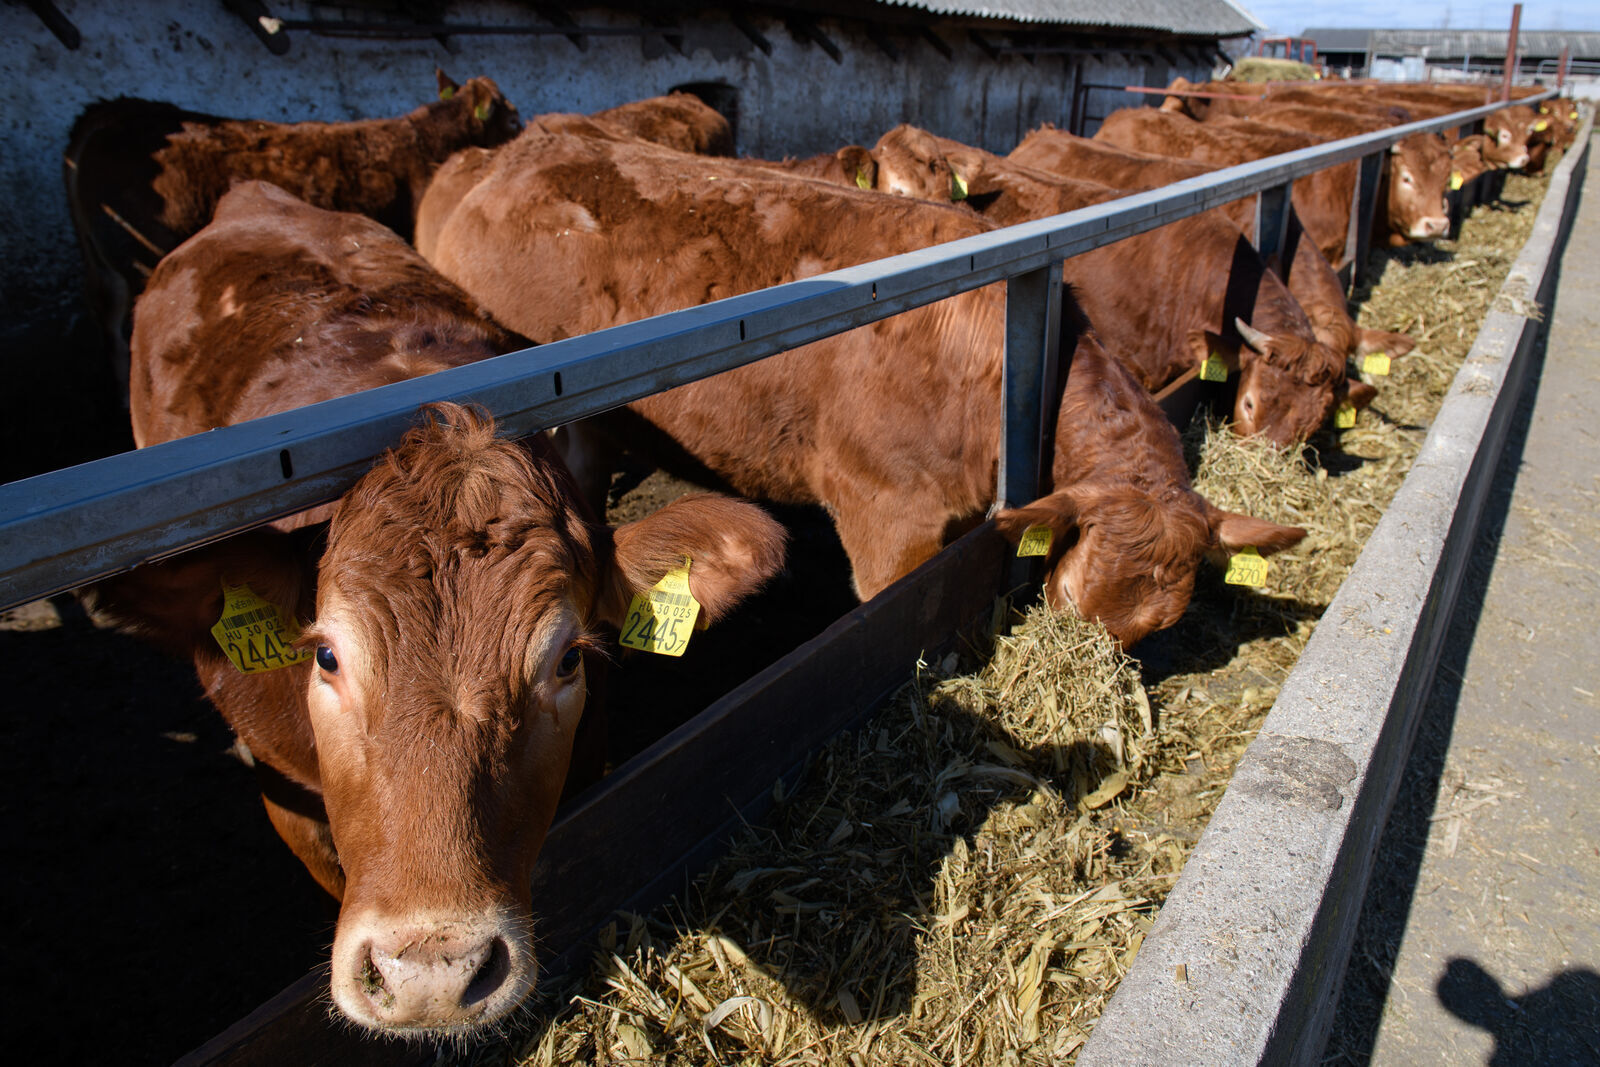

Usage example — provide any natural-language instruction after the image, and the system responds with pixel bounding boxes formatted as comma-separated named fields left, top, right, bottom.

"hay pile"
left=1227, top=57, right=1318, bottom=83
left=446, top=168, right=1552, bottom=1066
left=466, top=609, right=1157, bottom=1066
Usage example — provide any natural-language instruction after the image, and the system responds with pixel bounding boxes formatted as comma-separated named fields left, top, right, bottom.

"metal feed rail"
left=0, top=91, right=1550, bottom=612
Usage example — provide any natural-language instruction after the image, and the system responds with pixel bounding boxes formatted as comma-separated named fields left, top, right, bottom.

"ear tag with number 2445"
left=619, top=557, right=702, bottom=657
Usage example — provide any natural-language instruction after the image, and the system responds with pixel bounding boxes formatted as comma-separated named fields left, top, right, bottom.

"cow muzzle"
left=331, top=906, right=535, bottom=1034
left=1408, top=215, right=1449, bottom=240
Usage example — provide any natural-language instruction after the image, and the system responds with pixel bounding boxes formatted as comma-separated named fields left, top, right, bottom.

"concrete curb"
left=1079, top=114, right=1595, bottom=1067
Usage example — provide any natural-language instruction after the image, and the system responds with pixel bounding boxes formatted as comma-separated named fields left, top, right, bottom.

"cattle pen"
left=0, top=90, right=1583, bottom=1064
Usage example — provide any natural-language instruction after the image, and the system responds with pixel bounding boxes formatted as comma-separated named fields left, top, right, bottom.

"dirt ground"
left=1325, top=143, right=1600, bottom=1066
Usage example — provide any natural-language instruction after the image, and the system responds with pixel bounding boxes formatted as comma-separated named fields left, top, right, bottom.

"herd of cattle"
left=59, top=69, right=1575, bottom=1037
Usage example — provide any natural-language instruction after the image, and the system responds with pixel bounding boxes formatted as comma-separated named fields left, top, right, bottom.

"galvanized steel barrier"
left=0, top=90, right=1552, bottom=611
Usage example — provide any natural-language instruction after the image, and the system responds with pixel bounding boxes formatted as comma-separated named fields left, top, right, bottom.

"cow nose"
left=332, top=912, right=534, bottom=1032
left=1415, top=215, right=1449, bottom=238
left=357, top=925, right=512, bottom=1026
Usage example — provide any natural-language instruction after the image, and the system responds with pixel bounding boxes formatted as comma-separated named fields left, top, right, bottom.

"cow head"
left=873, top=125, right=964, bottom=201
left=434, top=70, right=523, bottom=148
left=307, top=404, right=784, bottom=1035
left=1485, top=106, right=1535, bottom=171
left=1387, top=134, right=1453, bottom=242
left=1191, top=322, right=1340, bottom=446
left=995, top=481, right=1305, bottom=648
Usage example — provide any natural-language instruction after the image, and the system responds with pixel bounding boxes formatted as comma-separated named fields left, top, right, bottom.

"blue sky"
left=1233, top=0, right=1600, bottom=35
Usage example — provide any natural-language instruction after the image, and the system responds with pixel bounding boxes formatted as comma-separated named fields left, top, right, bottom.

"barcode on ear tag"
left=1335, top=403, right=1358, bottom=429
left=1016, top=524, right=1053, bottom=558
left=210, top=583, right=312, bottom=674
left=1200, top=352, right=1229, bottom=382
left=1224, top=547, right=1269, bottom=587
left=619, top=557, right=702, bottom=657
left=1362, top=353, right=1391, bottom=376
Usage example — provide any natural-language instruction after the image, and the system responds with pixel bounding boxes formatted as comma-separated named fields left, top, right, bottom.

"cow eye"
left=556, top=646, right=582, bottom=678
left=315, top=645, right=339, bottom=673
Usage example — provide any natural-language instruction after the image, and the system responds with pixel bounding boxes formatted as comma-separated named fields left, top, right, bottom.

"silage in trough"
left=448, top=166, right=1552, bottom=1067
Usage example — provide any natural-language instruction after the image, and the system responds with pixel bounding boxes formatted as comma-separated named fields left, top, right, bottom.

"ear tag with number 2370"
left=1016, top=524, right=1054, bottom=558
left=211, top=583, right=312, bottom=674
left=1224, top=546, right=1270, bottom=587
left=619, top=557, right=702, bottom=657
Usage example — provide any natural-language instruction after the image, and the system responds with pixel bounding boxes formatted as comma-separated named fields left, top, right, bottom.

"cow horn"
left=1234, top=317, right=1273, bottom=353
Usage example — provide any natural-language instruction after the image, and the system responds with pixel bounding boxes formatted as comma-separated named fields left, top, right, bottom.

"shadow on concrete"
left=1320, top=172, right=1584, bottom=1065
left=1434, top=958, right=1600, bottom=1066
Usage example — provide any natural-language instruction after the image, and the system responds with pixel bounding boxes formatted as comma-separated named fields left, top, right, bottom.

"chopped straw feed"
left=445, top=165, right=1554, bottom=1066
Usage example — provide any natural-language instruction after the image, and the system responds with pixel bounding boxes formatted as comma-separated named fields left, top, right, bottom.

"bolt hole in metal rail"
left=0, top=93, right=1549, bottom=612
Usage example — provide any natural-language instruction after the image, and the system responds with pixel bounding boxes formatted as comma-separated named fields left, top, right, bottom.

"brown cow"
left=871, top=125, right=1344, bottom=444
left=64, top=70, right=522, bottom=397
left=99, top=180, right=786, bottom=1035
left=1008, top=124, right=1413, bottom=365
left=420, top=119, right=1305, bottom=646
left=1525, top=101, right=1579, bottom=174
left=1484, top=104, right=1540, bottom=170
left=591, top=91, right=734, bottom=155
left=755, top=138, right=965, bottom=202
left=1220, top=106, right=1454, bottom=245
left=1094, top=107, right=1449, bottom=265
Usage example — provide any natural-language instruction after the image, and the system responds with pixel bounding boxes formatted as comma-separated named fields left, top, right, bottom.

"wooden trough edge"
left=1080, top=114, right=1595, bottom=1066
left=179, top=521, right=1013, bottom=1065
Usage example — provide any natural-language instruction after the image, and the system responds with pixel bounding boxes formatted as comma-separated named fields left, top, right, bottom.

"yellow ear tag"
left=474, top=102, right=491, bottom=122
left=1571, top=111, right=1579, bottom=121
left=951, top=170, right=969, bottom=201
left=1224, top=546, right=1269, bottom=587
left=439, top=86, right=456, bottom=101
left=1199, top=351, right=1229, bottom=382
left=1450, top=171, right=1465, bottom=190
left=619, top=557, right=701, bottom=657
left=1016, top=524, right=1053, bottom=558
left=1533, top=119, right=1549, bottom=132
left=210, top=583, right=312, bottom=674
left=854, top=169, right=872, bottom=190
left=1335, top=402, right=1357, bottom=429
left=1362, top=352, right=1391, bottom=376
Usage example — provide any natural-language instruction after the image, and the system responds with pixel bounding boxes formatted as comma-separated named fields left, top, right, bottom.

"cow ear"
left=463, top=81, right=496, bottom=122
left=437, top=68, right=460, bottom=100
left=993, top=487, right=1084, bottom=558
left=82, top=528, right=316, bottom=660
left=597, top=494, right=787, bottom=630
left=1345, top=379, right=1379, bottom=411
left=1187, top=328, right=1239, bottom=371
left=836, top=145, right=877, bottom=189
left=1207, top=505, right=1306, bottom=557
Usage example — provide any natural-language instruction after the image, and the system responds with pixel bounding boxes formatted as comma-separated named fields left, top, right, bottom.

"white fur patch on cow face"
left=218, top=284, right=240, bottom=317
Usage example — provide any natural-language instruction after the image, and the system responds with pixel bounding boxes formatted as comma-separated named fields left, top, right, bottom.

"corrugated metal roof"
left=1304, top=27, right=1600, bottom=60
left=875, top=0, right=1260, bottom=37
left=1301, top=28, right=1372, bottom=52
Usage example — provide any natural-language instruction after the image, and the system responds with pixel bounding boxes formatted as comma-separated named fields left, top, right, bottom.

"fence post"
left=1253, top=182, right=1293, bottom=263
left=999, top=260, right=1063, bottom=595
left=998, top=261, right=1064, bottom=511
left=1501, top=3, right=1523, bottom=100
left=1348, top=151, right=1386, bottom=293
